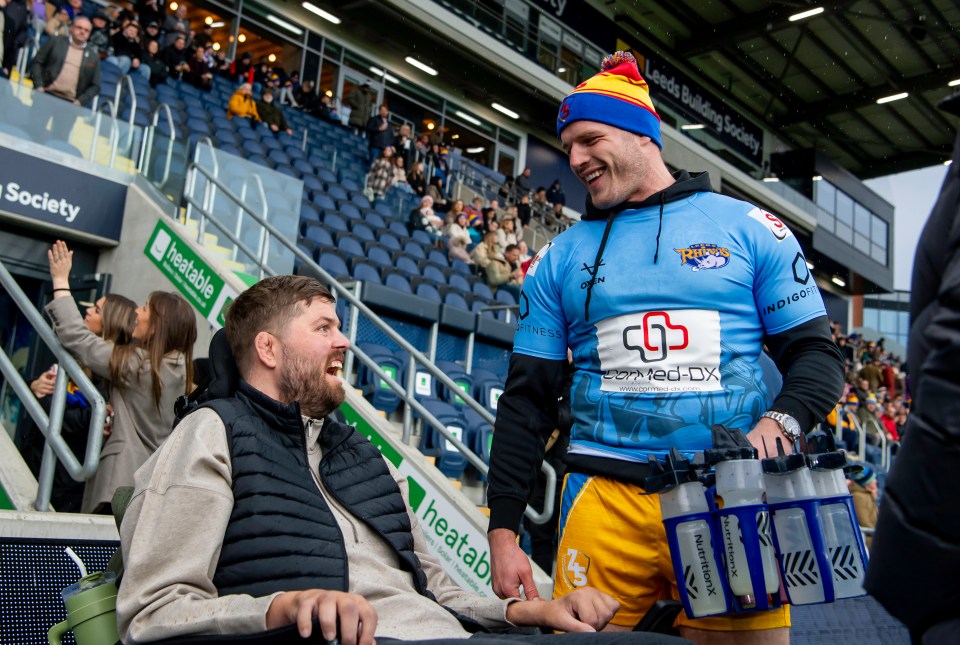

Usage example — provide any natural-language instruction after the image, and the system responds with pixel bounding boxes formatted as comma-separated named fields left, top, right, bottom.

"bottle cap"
left=643, top=448, right=699, bottom=493
left=761, top=437, right=808, bottom=474
left=805, top=430, right=847, bottom=471
left=704, top=424, right=758, bottom=464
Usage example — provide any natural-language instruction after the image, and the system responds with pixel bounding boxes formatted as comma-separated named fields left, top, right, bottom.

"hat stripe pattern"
left=556, top=50, right=662, bottom=147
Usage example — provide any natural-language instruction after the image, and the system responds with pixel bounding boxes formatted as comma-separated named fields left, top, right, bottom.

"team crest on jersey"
left=561, top=548, right=591, bottom=588
left=674, top=243, right=730, bottom=272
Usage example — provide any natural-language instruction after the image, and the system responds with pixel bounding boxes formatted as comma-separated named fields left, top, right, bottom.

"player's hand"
left=266, top=589, right=377, bottom=645
left=48, top=240, right=73, bottom=292
left=747, top=417, right=792, bottom=457
left=488, top=528, right=540, bottom=600
left=506, top=587, right=619, bottom=632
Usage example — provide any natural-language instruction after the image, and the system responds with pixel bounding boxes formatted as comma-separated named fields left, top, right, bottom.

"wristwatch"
left=761, top=411, right=803, bottom=442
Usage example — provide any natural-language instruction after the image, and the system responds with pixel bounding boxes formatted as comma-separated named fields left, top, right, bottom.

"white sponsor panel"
left=525, top=241, right=553, bottom=278
left=747, top=207, right=792, bottom=242
left=595, top=309, right=722, bottom=393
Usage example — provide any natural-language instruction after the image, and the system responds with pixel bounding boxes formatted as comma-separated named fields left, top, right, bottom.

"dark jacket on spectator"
left=865, top=92, right=960, bottom=640
left=257, top=98, right=289, bottom=132
left=186, top=56, right=212, bottom=91
left=142, top=50, right=167, bottom=86
left=366, top=114, right=393, bottom=150
left=109, top=31, right=142, bottom=61
left=87, top=26, right=111, bottom=58
left=29, top=35, right=102, bottom=105
left=159, top=43, right=187, bottom=76
left=2, top=0, right=30, bottom=73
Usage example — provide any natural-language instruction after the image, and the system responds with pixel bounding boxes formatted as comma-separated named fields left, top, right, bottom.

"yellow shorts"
left=554, top=472, right=790, bottom=632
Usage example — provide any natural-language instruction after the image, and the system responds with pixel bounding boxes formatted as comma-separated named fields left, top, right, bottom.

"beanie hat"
left=850, top=463, right=876, bottom=488
left=847, top=394, right=860, bottom=405
left=556, top=51, right=661, bottom=148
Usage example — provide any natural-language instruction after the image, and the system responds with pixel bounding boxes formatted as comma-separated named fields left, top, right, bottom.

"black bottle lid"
left=761, top=437, right=808, bottom=474
left=805, top=430, right=847, bottom=471
left=704, top=424, right=758, bottom=464
left=643, top=448, right=699, bottom=493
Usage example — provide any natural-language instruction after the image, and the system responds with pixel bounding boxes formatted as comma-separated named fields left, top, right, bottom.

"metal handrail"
left=89, top=99, right=120, bottom=168
left=184, top=137, right=219, bottom=233
left=112, top=74, right=136, bottom=150
left=862, top=417, right=890, bottom=470
left=138, top=103, right=177, bottom=186
left=234, top=174, right=269, bottom=276
left=0, top=260, right=106, bottom=512
left=181, top=161, right=556, bottom=524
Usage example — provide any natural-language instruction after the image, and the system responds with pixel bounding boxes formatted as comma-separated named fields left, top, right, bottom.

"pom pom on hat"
left=556, top=50, right=661, bottom=147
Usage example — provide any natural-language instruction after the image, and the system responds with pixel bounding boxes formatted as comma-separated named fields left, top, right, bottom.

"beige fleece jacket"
left=117, top=408, right=513, bottom=644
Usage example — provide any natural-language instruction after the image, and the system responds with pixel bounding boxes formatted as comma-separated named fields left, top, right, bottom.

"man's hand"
left=488, top=528, right=540, bottom=600
left=270, top=124, right=279, bottom=132
left=30, top=369, right=57, bottom=398
left=266, top=589, right=377, bottom=645
left=747, top=417, right=792, bottom=457
left=505, top=587, right=620, bottom=633
left=36, top=86, right=45, bottom=93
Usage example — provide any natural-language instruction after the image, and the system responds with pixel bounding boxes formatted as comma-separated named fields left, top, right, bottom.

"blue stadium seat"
left=451, top=259, right=472, bottom=275
left=422, top=264, right=447, bottom=285
left=269, top=150, right=291, bottom=166
left=417, top=399, right=468, bottom=478
left=351, top=193, right=372, bottom=209
left=337, top=235, right=365, bottom=257
left=355, top=343, right=404, bottom=415
left=395, top=255, right=420, bottom=277
left=338, top=202, right=361, bottom=219
left=375, top=201, right=398, bottom=218
left=304, top=225, right=334, bottom=247
left=471, top=299, right=497, bottom=319
left=435, top=361, right=474, bottom=406
left=327, top=185, right=348, bottom=201
left=448, top=274, right=471, bottom=293
left=351, top=223, right=375, bottom=241
left=379, top=233, right=401, bottom=251
left=472, top=283, right=494, bottom=300
left=261, top=137, right=283, bottom=152
left=364, top=212, right=387, bottom=229
left=312, top=194, right=337, bottom=211
left=294, top=159, right=315, bottom=176
left=427, top=249, right=450, bottom=267
left=495, top=289, right=517, bottom=306
left=243, top=139, right=267, bottom=156
left=410, top=230, right=434, bottom=247
left=471, top=369, right=505, bottom=413
left=276, top=165, right=300, bottom=179
left=236, top=125, right=259, bottom=140
left=352, top=261, right=382, bottom=284
left=317, top=168, right=338, bottom=184
left=215, top=130, right=239, bottom=147
left=388, top=221, right=409, bottom=237
left=323, top=213, right=349, bottom=232
left=302, top=175, right=324, bottom=194
left=444, top=291, right=471, bottom=312
left=415, top=282, right=442, bottom=303
left=366, top=245, right=393, bottom=267
left=403, top=242, right=427, bottom=259
left=317, top=251, right=350, bottom=279
left=384, top=272, right=412, bottom=293
left=299, top=202, right=321, bottom=224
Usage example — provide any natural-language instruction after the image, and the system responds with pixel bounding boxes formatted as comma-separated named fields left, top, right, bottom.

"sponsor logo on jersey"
left=561, top=548, right=591, bottom=587
left=674, top=243, right=731, bottom=271
left=747, top=207, right=791, bottom=242
left=763, top=285, right=820, bottom=316
left=595, top=309, right=722, bottom=393
left=579, top=258, right=606, bottom=289
left=525, top=241, right=553, bottom=278
left=792, top=252, right=811, bottom=285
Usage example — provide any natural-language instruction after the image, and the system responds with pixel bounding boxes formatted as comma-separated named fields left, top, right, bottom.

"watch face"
left=783, top=416, right=802, bottom=438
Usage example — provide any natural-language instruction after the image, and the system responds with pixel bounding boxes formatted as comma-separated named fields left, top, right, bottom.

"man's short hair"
left=225, top=276, right=335, bottom=375
left=505, top=244, right=519, bottom=255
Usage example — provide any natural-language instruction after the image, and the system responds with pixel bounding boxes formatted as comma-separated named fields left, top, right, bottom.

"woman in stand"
left=23, top=293, right=136, bottom=512
left=45, top=240, right=197, bottom=514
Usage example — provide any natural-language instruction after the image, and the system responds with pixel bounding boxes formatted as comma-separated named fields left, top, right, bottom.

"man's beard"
left=276, top=347, right=345, bottom=418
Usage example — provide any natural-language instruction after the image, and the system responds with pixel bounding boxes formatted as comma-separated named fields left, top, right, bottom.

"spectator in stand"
left=464, top=196, right=483, bottom=221
left=546, top=179, right=565, bottom=206
left=106, top=20, right=149, bottom=81
left=347, top=80, right=374, bottom=135
left=426, top=175, right=448, bottom=212
left=392, top=156, right=408, bottom=188
left=847, top=464, right=878, bottom=549
left=162, top=2, right=188, bottom=48
left=211, top=50, right=230, bottom=76
left=159, top=33, right=189, bottom=78
left=516, top=193, right=532, bottom=229
left=256, top=87, right=292, bottom=135
left=532, top=186, right=548, bottom=213
left=142, top=20, right=160, bottom=47
left=485, top=243, right=524, bottom=300
left=447, top=235, right=472, bottom=266
left=367, top=146, right=396, bottom=200
left=880, top=401, right=900, bottom=442
left=195, top=22, right=213, bottom=49
left=45, top=5, right=71, bottom=37
left=184, top=44, right=212, bottom=91
left=482, top=207, right=498, bottom=233
left=45, top=240, right=197, bottom=514
left=367, top=103, right=393, bottom=158
left=470, top=230, right=499, bottom=271
left=445, top=212, right=471, bottom=249
left=1, top=0, right=29, bottom=78
left=231, top=50, right=253, bottom=84
left=394, top=123, right=416, bottom=169
left=141, top=38, right=165, bottom=86
left=296, top=79, right=318, bottom=113
left=408, top=194, right=443, bottom=245
left=278, top=69, right=299, bottom=106
left=415, top=132, right=430, bottom=163
left=881, top=359, right=897, bottom=395
left=21, top=293, right=136, bottom=513
left=252, top=57, right=270, bottom=85
left=30, top=15, right=101, bottom=110
left=517, top=241, right=533, bottom=274
left=497, top=217, right=520, bottom=248
left=138, top=0, right=161, bottom=34
left=63, top=0, right=89, bottom=21
left=859, top=357, right=882, bottom=393
left=447, top=198, right=465, bottom=223
left=85, top=9, right=111, bottom=58
left=512, top=167, right=531, bottom=200
left=406, top=161, right=427, bottom=198
left=226, top=82, right=259, bottom=122
left=498, top=176, right=513, bottom=204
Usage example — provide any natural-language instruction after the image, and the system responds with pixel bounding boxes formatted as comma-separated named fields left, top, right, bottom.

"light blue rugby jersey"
left=514, top=190, right=825, bottom=463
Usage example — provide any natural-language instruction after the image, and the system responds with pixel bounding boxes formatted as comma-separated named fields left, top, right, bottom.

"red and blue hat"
left=556, top=51, right=661, bottom=148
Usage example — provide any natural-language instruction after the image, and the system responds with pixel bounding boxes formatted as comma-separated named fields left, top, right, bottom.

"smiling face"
left=274, top=298, right=349, bottom=417
left=84, top=296, right=107, bottom=335
left=561, top=120, right=656, bottom=209
left=133, top=301, right=151, bottom=341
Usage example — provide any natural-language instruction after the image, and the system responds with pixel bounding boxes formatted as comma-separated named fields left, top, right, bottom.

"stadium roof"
left=334, top=0, right=959, bottom=180
left=589, top=0, right=960, bottom=179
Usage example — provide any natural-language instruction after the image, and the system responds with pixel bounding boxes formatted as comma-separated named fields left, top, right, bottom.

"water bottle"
left=763, top=438, right=828, bottom=605
left=806, top=431, right=868, bottom=599
left=705, top=426, right=779, bottom=610
left=647, top=449, right=729, bottom=618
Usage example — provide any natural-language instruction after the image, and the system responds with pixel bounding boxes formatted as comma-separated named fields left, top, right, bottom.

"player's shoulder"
left=696, top=193, right=795, bottom=244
